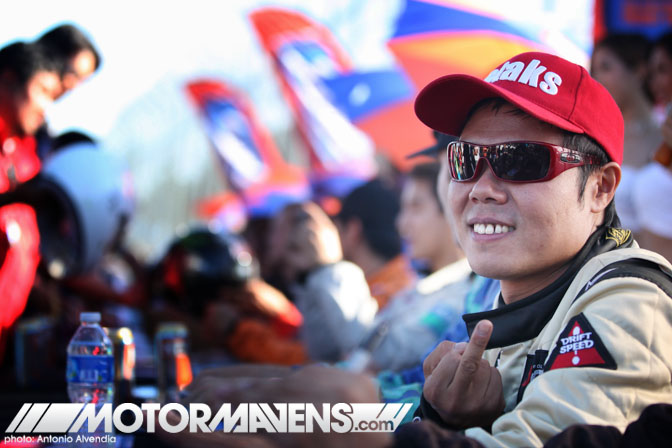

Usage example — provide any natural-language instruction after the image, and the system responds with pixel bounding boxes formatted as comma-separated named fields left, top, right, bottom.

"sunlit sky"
left=1, top=0, right=405, bottom=138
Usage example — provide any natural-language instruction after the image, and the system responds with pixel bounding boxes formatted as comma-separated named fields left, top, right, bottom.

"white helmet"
left=37, top=142, right=134, bottom=277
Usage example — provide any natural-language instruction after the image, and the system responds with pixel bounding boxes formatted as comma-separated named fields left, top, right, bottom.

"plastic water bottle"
left=66, top=312, right=115, bottom=447
left=66, top=312, right=115, bottom=404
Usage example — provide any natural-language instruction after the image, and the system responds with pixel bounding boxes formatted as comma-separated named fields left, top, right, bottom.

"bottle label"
left=66, top=355, right=114, bottom=383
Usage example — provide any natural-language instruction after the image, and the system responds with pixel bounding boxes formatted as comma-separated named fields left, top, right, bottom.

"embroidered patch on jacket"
left=517, top=349, right=548, bottom=403
left=605, top=227, right=631, bottom=247
left=544, top=313, right=616, bottom=371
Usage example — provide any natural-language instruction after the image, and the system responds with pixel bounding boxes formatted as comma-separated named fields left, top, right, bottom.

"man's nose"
left=467, top=160, right=508, bottom=204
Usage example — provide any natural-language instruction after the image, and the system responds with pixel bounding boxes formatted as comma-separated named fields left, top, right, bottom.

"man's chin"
left=467, top=259, right=515, bottom=281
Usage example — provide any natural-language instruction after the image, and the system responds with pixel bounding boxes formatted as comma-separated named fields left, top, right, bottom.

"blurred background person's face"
left=12, top=70, right=60, bottom=135
left=396, top=175, right=449, bottom=267
left=59, top=49, right=97, bottom=97
left=591, top=46, right=638, bottom=110
left=650, top=45, right=672, bottom=106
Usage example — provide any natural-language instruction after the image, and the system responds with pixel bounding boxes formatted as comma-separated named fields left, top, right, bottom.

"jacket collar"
left=462, top=225, right=633, bottom=349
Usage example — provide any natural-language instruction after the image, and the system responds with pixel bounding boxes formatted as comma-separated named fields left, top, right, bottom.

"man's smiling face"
left=444, top=102, right=601, bottom=301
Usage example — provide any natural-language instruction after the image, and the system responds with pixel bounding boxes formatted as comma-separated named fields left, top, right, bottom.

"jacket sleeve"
left=465, top=276, right=672, bottom=447
left=292, top=261, right=378, bottom=362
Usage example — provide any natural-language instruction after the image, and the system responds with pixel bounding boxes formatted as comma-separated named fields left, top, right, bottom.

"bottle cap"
left=80, top=312, right=101, bottom=323
left=156, top=322, right=188, bottom=338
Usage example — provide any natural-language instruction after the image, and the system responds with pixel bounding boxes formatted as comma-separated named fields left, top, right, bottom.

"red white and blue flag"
left=186, top=80, right=310, bottom=222
left=249, top=8, right=413, bottom=199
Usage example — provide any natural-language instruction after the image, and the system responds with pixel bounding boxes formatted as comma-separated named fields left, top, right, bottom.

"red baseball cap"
left=414, top=52, right=624, bottom=165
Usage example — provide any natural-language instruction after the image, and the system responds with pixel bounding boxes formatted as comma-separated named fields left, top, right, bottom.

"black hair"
left=338, top=178, right=402, bottom=261
left=593, top=33, right=652, bottom=71
left=561, top=133, right=619, bottom=227
left=37, top=24, right=101, bottom=76
left=464, top=97, right=620, bottom=227
left=653, top=31, right=672, bottom=58
left=408, top=162, right=442, bottom=213
left=0, top=41, right=58, bottom=87
left=592, top=32, right=653, bottom=103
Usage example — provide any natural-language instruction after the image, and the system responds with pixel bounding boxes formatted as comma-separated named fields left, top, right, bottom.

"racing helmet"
left=35, top=142, right=134, bottom=278
left=159, top=227, right=257, bottom=314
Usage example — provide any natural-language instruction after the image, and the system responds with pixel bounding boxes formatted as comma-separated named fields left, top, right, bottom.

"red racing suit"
left=0, top=117, right=42, bottom=362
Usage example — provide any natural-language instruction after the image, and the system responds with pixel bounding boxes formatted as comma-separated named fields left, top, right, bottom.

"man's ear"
left=590, top=162, right=621, bottom=213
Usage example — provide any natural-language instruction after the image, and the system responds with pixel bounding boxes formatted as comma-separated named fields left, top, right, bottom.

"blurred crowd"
left=590, top=31, right=672, bottom=261
left=0, top=22, right=672, bottom=448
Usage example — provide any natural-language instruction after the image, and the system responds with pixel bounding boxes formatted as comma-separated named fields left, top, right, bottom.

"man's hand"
left=268, top=202, right=342, bottom=283
left=285, top=202, right=342, bottom=274
left=422, top=320, right=505, bottom=430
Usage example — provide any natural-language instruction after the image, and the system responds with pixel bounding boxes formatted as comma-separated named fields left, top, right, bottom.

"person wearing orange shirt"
left=334, top=178, right=415, bottom=310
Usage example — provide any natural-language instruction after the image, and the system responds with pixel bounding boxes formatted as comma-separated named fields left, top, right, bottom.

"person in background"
left=590, top=33, right=660, bottom=236
left=397, top=162, right=464, bottom=277
left=632, top=30, right=672, bottom=263
left=32, top=24, right=101, bottom=160
left=150, top=227, right=306, bottom=366
left=343, top=161, right=475, bottom=373
left=0, top=41, right=59, bottom=362
left=0, top=42, right=60, bottom=140
left=265, top=201, right=379, bottom=362
left=36, top=23, right=100, bottom=100
left=333, top=178, right=415, bottom=310
left=649, top=31, right=672, bottom=127
left=0, top=134, right=138, bottom=390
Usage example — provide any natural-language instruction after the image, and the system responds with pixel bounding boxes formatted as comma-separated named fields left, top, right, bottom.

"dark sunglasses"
left=447, top=140, right=601, bottom=183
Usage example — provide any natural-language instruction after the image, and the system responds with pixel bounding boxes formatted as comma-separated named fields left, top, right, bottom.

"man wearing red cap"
left=405, top=51, right=672, bottom=446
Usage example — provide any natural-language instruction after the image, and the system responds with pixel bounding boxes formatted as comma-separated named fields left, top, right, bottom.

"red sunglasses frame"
left=446, top=140, right=602, bottom=183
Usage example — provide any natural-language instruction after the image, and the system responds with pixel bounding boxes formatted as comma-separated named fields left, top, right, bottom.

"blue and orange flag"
left=186, top=80, right=310, bottom=223
left=359, top=0, right=592, bottom=167
left=249, top=7, right=414, bottom=194
left=389, top=0, right=591, bottom=84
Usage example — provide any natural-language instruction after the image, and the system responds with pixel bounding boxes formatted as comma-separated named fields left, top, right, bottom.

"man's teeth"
left=473, top=223, right=513, bottom=235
